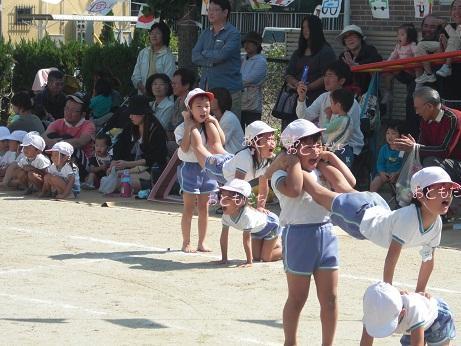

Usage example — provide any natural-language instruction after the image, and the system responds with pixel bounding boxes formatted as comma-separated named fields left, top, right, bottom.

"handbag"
left=395, top=145, right=423, bottom=207
left=271, top=83, right=299, bottom=120
left=359, top=72, right=380, bottom=136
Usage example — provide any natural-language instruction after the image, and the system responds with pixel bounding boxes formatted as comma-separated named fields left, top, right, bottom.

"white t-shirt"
left=222, top=206, right=269, bottom=233
left=0, top=151, right=17, bottom=167
left=174, top=123, right=206, bottom=163
left=394, top=294, right=438, bottom=335
left=271, top=169, right=330, bottom=226
left=48, top=162, right=81, bottom=193
left=360, top=204, right=441, bottom=261
left=219, top=111, right=244, bottom=155
left=222, top=148, right=268, bottom=182
left=17, top=153, right=50, bottom=170
left=296, top=91, right=364, bottom=155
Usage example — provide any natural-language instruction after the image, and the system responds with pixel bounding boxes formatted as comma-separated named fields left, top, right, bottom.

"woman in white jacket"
left=131, top=22, right=176, bottom=95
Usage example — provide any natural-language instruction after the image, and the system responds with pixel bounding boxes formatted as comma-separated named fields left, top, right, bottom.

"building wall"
left=350, top=0, right=452, bottom=33
left=1, top=0, right=130, bottom=43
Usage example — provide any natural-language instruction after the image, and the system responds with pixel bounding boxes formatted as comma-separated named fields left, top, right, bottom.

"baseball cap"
left=46, top=141, right=74, bottom=157
left=184, top=88, right=214, bottom=108
left=362, top=282, right=403, bottom=338
left=0, top=126, right=10, bottom=141
left=6, top=130, right=27, bottom=143
left=280, top=119, right=325, bottom=149
left=219, top=179, right=252, bottom=198
left=337, top=24, right=365, bottom=42
left=127, top=95, right=151, bottom=115
left=245, top=121, right=276, bottom=143
left=410, top=166, right=461, bottom=193
left=66, top=92, right=85, bottom=104
left=20, top=131, right=45, bottom=152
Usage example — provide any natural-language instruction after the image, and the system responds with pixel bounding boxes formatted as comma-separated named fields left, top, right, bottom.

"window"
left=131, top=0, right=148, bottom=17
left=15, top=6, right=33, bottom=25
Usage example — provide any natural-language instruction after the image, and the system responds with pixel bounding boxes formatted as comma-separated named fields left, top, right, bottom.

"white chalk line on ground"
left=3, top=225, right=461, bottom=295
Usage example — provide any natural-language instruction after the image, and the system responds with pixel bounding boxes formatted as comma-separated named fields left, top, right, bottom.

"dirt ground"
left=1, top=190, right=460, bottom=345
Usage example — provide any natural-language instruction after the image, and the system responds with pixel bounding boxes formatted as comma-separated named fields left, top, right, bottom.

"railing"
left=201, top=12, right=344, bottom=34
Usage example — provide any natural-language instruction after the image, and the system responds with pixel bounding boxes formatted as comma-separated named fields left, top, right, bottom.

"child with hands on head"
left=5, top=131, right=50, bottom=193
left=360, top=281, right=456, bottom=346
left=174, top=88, right=219, bottom=253
left=219, top=179, right=282, bottom=267
left=296, top=163, right=458, bottom=293
left=40, top=141, right=80, bottom=199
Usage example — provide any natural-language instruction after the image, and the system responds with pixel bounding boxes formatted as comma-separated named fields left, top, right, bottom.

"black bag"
left=271, top=83, right=298, bottom=120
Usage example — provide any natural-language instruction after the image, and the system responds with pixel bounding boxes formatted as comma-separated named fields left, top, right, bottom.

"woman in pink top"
left=381, top=23, right=418, bottom=104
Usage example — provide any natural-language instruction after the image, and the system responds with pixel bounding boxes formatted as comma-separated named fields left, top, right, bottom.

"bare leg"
left=251, top=238, right=263, bottom=261
left=48, top=175, right=69, bottom=197
left=314, top=269, right=338, bottom=346
left=283, top=273, right=310, bottom=346
left=370, top=175, right=385, bottom=193
left=204, top=122, right=226, bottom=154
left=0, top=164, right=18, bottom=187
left=181, top=192, right=196, bottom=253
left=301, top=170, right=340, bottom=211
left=260, top=237, right=283, bottom=262
left=28, top=171, right=45, bottom=192
left=38, top=174, right=52, bottom=197
left=317, top=162, right=355, bottom=193
left=197, top=193, right=211, bottom=252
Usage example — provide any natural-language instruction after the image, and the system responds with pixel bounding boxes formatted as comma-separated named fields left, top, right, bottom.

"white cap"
left=0, top=126, right=10, bottom=141
left=280, top=119, right=325, bottom=149
left=410, top=166, right=461, bottom=193
left=20, top=132, right=45, bottom=152
left=337, top=24, right=365, bottom=42
left=245, top=121, right=275, bottom=143
left=184, top=88, right=214, bottom=108
left=219, top=179, right=252, bottom=198
left=362, top=282, right=402, bottom=338
left=46, top=141, right=74, bottom=157
left=5, top=130, right=27, bottom=143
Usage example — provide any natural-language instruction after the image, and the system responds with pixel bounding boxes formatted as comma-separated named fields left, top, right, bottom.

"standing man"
left=192, top=0, right=243, bottom=119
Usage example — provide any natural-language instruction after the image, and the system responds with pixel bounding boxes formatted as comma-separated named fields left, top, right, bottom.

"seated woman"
left=146, top=73, right=174, bottom=132
left=8, top=91, right=45, bottom=134
left=110, top=95, right=168, bottom=192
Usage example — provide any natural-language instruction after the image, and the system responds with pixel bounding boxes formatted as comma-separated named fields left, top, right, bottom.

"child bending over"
left=40, top=141, right=80, bottom=199
left=219, top=179, right=282, bottom=267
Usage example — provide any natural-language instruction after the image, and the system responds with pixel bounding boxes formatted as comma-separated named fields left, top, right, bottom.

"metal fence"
left=201, top=12, right=344, bottom=34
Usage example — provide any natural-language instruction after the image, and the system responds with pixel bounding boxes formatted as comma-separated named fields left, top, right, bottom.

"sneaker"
left=436, top=64, right=452, bottom=77
left=415, top=72, right=436, bottom=84
left=81, top=182, right=95, bottom=190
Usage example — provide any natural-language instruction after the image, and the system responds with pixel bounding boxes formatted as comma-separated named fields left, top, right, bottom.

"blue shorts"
left=204, top=153, right=234, bottom=184
left=282, top=222, right=339, bottom=276
left=330, top=192, right=390, bottom=240
left=400, top=298, right=456, bottom=346
left=251, top=212, right=281, bottom=240
left=177, top=161, right=218, bottom=195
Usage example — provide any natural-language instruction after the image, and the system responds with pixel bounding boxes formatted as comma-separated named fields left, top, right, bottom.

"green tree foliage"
left=145, top=0, right=193, bottom=21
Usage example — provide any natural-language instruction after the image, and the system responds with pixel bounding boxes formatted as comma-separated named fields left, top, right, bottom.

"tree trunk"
left=177, top=0, right=198, bottom=70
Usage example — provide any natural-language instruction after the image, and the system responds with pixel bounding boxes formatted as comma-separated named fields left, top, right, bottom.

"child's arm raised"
left=415, top=251, right=435, bottom=293
left=383, top=240, right=402, bottom=285
left=240, top=231, right=253, bottom=267
left=320, top=150, right=356, bottom=187
left=266, top=152, right=302, bottom=197
left=359, top=327, right=374, bottom=346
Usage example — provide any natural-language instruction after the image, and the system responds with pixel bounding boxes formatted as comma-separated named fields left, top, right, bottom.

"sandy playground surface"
left=0, top=190, right=460, bottom=345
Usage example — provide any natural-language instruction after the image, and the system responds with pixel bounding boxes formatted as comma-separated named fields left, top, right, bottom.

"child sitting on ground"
left=324, top=88, right=354, bottom=166
left=288, top=161, right=457, bottom=293
left=219, top=179, right=282, bottom=267
left=0, top=130, right=27, bottom=178
left=0, top=127, right=9, bottom=159
left=370, top=122, right=404, bottom=193
left=82, top=133, right=112, bottom=189
left=381, top=23, right=418, bottom=103
left=360, top=281, right=456, bottom=346
left=40, top=141, right=80, bottom=199
left=3, top=131, right=50, bottom=193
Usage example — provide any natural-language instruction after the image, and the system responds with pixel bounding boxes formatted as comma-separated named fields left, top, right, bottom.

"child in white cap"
left=361, top=281, right=455, bottom=346
left=0, top=126, right=10, bottom=159
left=4, top=131, right=50, bottom=193
left=40, top=141, right=80, bottom=199
left=264, top=119, right=355, bottom=346
left=293, top=163, right=458, bottom=293
left=219, top=179, right=282, bottom=266
left=0, top=130, right=27, bottom=183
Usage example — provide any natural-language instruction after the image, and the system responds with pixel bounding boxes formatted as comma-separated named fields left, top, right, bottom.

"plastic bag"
left=99, top=167, right=118, bottom=194
left=395, top=145, right=423, bottom=207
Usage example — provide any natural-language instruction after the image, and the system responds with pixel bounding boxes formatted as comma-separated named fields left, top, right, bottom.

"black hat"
left=128, top=95, right=151, bottom=115
left=242, top=31, right=263, bottom=46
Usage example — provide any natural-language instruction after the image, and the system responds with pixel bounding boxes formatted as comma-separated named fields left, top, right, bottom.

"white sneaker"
left=436, top=64, right=452, bottom=77
left=415, top=72, right=436, bottom=84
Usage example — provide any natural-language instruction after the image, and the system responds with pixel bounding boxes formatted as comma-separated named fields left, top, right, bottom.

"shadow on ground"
left=0, top=318, right=68, bottom=324
left=237, top=319, right=283, bottom=329
left=49, top=250, right=216, bottom=271
left=104, top=318, right=167, bottom=329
